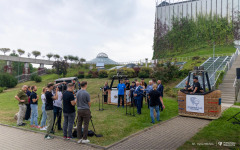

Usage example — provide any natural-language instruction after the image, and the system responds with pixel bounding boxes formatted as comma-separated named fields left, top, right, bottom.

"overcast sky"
left=0, top=0, right=163, bottom=63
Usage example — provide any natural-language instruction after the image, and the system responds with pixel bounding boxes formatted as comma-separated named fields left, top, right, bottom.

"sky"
left=0, top=0, right=160, bottom=63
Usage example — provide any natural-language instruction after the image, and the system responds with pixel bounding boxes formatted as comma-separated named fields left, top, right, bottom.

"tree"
left=64, top=56, right=68, bottom=61
left=80, top=58, right=86, bottom=63
left=46, top=53, right=53, bottom=60
left=73, top=56, right=79, bottom=64
left=53, top=54, right=60, bottom=60
left=17, top=49, right=25, bottom=57
left=0, top=48, right=10, bottom=55
left=68, top=55, right=74, bottom=63
left=52, top=60, right=69, bottom=77
left=32, top=50, right=41, bottom=59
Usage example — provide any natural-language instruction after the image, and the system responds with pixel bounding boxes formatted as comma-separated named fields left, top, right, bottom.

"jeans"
left=63, top=112, right=76, bottom=138
left=30, top=104, right=38, bottom=126
left=53, top=106, right=62, bottom=130
left=46, top=110, right=54, bottom=135
left=136, top=98, right=142, bottom=114
left=17, top=104, right=27, bottom=125
left=25, top=103, right=31, bottom=120
left=40, top=104, right=47, bottom=127
left=150, top=105, right=160, bottom=123
left=77, top=109, right=91, bottom=140
left=118, top=95, right=124, bottom=107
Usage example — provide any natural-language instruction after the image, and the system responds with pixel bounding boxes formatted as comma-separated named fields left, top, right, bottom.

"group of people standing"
left=15, top=81, right=92, bottom=144
left=102, top=78, right=165, bottom=124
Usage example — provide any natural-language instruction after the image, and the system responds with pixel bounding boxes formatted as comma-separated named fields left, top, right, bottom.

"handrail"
left=204, top=57, right=220, bottom=71
left=233, top=77, right=237, bottom=87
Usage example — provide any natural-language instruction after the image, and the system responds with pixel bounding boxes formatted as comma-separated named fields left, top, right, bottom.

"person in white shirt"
left=51, top=89, right=63, bottom=132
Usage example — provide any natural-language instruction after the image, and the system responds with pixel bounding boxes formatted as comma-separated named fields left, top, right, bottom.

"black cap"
left=194, top=77, right=198, bottom=80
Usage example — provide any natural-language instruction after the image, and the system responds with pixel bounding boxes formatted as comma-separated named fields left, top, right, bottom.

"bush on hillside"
left=108, top=69, right=117, bottom=78
left=0, top=87, right=4, bottom=93
left=77, top=71, right=85, bottom=79
left=30, top=74, right=38, bottom=81
left=133, top=67, right=141, bottom=77
left=87, top=70, right=98, bottom=78
left=34, top=76, right=42, bottom=83
left=99, top=70, right=108, bottom=78
left=0, top=74, right=18, bottom=88
left=138, top=67, right=152, bottom=78
left=122, top=68, right=136, bottom=78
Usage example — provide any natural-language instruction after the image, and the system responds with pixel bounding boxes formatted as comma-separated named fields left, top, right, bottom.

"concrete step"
left=221, top=101, right=235, bottom=104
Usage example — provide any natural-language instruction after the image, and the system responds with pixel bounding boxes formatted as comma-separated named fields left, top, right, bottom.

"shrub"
left=99, top=70, right=108, bottom=78
left=86, top=74, right=92, bottom=78
left=133, top=67, right=141, bottom=77
left=87, top=70, right=98, bottom=78
left=34, top=76, right=42, bottom=83
left=138, top=67, right=152, bottom=78
left=77, top=71, right=85, bottom=79
left=0, top=73, right=18, bottom=88
left=30, top=74, right=38, bottom=81
left=0, top=87, right=4, bottom=93
left=108, top=69, right=117, bottom=78
left=122, top=68, right=136, bottom=78
left=216, top=71, right=225, bottom=89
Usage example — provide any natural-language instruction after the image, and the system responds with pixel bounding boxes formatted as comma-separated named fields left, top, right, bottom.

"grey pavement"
left=0, top=125, right=99, bottom=150
left=108, top=116, right=210, bottom=150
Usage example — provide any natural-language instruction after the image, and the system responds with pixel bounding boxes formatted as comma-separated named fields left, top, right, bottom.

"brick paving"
left=0, top=125, right=99, bottom=150
left=107, top=116, right=210, bottom=150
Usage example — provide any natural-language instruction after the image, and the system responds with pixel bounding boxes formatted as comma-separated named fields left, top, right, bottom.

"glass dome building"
left=87, top=53, right=118, bottom=65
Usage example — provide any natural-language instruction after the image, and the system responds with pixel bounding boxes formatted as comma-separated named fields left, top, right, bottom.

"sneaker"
left=81, top=139, right=90, bottom=144
left=30, top=125, right=35, bottom=128
left=67, top=137, right=72, bottom=140
left=35, top=126, right=41, bottom=129
left=40, top=127, right=47, bottom=131
left=77, top=139, right=82, bottom=144
left=63, top=136, right=67, bottom=139
left=45, top=135, right=54, bottom=140
left=17, top=123, right=26, bottom=126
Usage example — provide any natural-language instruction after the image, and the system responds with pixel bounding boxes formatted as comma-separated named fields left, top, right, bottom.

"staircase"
left=219, top=54, right=240, bottom=104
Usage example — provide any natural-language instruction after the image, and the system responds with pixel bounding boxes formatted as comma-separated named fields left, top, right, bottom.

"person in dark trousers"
left=117, top=79, right=126, bottom=108
left=130, top=81, right=136, bottom=106
left=63, top=83, right=76, bottom=140
left=141, top=78, right=147, bottom=108
left=45, top=83, right=59, bottom=140
left=191, top=77, right=202, bottom=94
left=52, top=89, right=63, bottom=132
left=134, top=82, right=143, bottom=114
left=103, top=81, right=109, bottom=104
left=77, top=81, right=91, bottom=144
left=157, top=80, right=164, bottom=111
left=149, top=84, right=165, bottom=124
left=25, top=86, right=31, bottom=120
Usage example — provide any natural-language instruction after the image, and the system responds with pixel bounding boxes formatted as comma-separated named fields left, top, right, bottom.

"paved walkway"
left=107, top=116, right=210, bottom=150
left=0, top=125, right=99, bottom=150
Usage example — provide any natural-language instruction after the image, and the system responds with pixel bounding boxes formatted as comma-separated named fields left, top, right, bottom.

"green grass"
left=235, top=102, right=240, bottom=106
left=178, top=108, right=240, bottom=150
left=0, top=74, right=178, bottom=146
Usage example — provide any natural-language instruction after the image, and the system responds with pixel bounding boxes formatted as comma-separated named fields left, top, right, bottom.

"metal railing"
left=15, top=69, right=46, bottom=83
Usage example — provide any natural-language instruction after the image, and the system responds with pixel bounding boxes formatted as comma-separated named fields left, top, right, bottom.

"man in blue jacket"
left=134, top=82, right=143, bottom=114
left=157, top=80, right=164, bottom=111
left=117, top=79, right=126, bottom=108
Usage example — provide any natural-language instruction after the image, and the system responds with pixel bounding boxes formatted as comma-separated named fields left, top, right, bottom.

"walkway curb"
left=0, top=123, right=105, bottom=150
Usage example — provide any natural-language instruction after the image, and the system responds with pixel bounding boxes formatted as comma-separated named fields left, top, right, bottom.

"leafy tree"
left=73, top=56, right=79, bottom=63
left=80, top=58, right=86, bottom=63
left=32, top=50, right=41, bottom=59
left=0, top=48, right=10, bottom=55
left=53, top=60, right=69, bottom=77
left=17, top=49, right=25, bottom=57
left=46, top=53, right=53, bottom=60
left=53, top=54, right=60, bottom=60
left=64, top=56, right=68, bottom=61
left=68, top=55, right=74, bottom=63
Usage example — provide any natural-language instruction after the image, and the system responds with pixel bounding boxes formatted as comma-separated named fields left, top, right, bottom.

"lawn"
left=178, top=108, right=240, bottom=150
left=0, top=74, right=179, bottom=146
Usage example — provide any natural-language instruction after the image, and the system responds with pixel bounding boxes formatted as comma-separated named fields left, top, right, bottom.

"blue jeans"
left=150, top=105, right=160, bottom=123
left=30, top=104, right=38, bottom=126
left=40, top=103, right=47, bottom=127
left=136, top=98, right=142, bottom=114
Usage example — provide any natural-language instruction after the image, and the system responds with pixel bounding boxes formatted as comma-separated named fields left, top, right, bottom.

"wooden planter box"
left=178, top=90, right=221, bottom=120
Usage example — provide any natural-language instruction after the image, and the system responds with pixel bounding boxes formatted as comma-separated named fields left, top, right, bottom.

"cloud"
left=0, top=0, right=155, bottom=63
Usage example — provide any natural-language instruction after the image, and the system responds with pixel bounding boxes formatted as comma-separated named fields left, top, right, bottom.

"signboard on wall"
left=111, top=88, right=118, bottom=104
left=186, top=95, right=204, bottom=113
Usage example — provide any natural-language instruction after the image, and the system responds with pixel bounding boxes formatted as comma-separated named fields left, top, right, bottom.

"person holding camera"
left=30, top=86, right=40, bottom=128
left=76, top=81, right=91, bottom=144
left=52, top=84, right=63, bottom=132
left=45, top=83, right=59, bottom=140
left=63, top=83, right=76, bottom=140
left=15, top=85, right=28, bottom=126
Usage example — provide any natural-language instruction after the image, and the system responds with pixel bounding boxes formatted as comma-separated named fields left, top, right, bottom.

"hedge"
left=0, top=74, right=18, bottom=88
